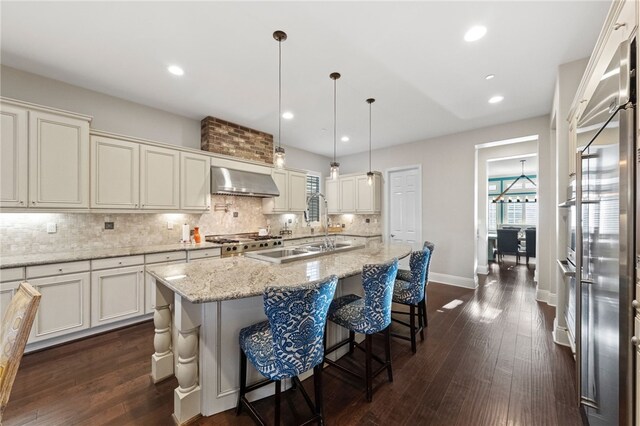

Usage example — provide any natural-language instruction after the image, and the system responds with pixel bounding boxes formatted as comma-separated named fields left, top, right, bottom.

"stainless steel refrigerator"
left=575, top=38, right=635, bottom=426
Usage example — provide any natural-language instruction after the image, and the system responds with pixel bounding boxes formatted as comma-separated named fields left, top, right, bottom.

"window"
left=505, top=203, right=523, bottom=224
left=525, top=202, right=538, bottom=225
left=488, top=198, right=497, bottom=231
left=306, top=174, right=320, bottom=222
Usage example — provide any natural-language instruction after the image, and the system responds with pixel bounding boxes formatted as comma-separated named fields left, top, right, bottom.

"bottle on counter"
left=193, top=227, right=201, bottom=244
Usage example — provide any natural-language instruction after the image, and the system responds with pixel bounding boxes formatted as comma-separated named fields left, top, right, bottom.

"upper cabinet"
left=0, top=101, right=91, bottom=209
left=1, top=104, right=28, bottom=207
left=325, top=172, right=382, bottom=214
left=91, top=136, right=139, bottom=209
left=180, top=152, right=211, bottom=211
left=140, top=145, right=180, bottom=210
left=263, top=168, right=308, bottom=213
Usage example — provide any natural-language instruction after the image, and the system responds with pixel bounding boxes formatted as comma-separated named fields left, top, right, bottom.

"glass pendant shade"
left=274, top=146, right=285, bottom=169
left=330, top=162, right=340, bottom=180
left=367, top=171, right=374, bottom=186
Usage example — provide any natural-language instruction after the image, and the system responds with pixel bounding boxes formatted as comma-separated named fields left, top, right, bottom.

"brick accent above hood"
left=201, top=116, right=273, bottom=165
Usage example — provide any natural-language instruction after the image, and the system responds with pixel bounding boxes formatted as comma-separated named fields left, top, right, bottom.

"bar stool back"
left=324, top=258, right=399, bottom=402
left=237, top=275, right=338, bottom=425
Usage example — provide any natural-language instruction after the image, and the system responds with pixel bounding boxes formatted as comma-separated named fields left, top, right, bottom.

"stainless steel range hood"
left=211, top=167, right=279, bottom=197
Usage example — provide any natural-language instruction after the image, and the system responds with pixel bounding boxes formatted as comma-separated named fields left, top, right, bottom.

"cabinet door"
left=272, top=169, right=288, bottom=211
left=91, top=136, right=139, bottom=209
left=326, top=179, right=340, bottom=214
left=180, top=152, right=211, bottom=211
left=0, top=104, right=28, bottom=207
left=140, top=144, right=180, bottom=210
left=288, top=171, right=308, bottom=211
left=29, top=272, right=91, bottom=342
left=29, top=111, right=89, bottom=208
left=91, top=265, right=145, bottom=326
left=0, top=281, right=21, bottom=315
left=339, top=177, right=356, bottom=213
left=356, top=175, right=373, bottom=212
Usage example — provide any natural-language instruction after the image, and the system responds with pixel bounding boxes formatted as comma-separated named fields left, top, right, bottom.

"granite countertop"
left=147, top=243, right=411, bottom=303
left=0, top=242, right=222, bottom=269
left=281, top=231, right=382, bottom=240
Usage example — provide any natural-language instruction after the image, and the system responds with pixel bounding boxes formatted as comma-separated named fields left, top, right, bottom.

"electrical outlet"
left=233, top=212, right=239, bottom=218
left=288, top=218, right=292, bottom=224
left=167, top=222, right=174, bottom=230
left=104, top=221, right=115, bottom=230
left=46, top=223, right=57, bottom=234
left=365, top=218, right=370, bottom=224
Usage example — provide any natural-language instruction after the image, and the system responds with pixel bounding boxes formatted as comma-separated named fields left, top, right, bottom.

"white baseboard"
left=430, top=272, right=477, bottom=289
left=552, top=316, right=571, bottom=348
left=547, top=292, right=557, bottom=307
left=536, top=288, right=549, bottom=303
left=476, top=265, right=489, bottom=275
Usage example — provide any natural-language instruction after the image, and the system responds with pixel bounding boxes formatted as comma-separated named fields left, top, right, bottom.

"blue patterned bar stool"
left=391, top=241, right=435, bottom=353
left=323, top=258, right=398, bottom=402
left=236, top=275, right=338, bottom=426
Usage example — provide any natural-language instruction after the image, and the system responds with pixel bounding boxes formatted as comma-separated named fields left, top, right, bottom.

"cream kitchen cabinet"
left=0, top=100, right=91, bottom=209
left=91, top=265, right=145, bottom=326
left=180, top=152, right=211, bottom=211
left=140, top=144, right=180, bottom=210
left=91, top=135, right=140, bottom=209
left=27, top=270, right=91, bottom=342
left=325, top=172, right=382, bottom=214
left=262, top=168, right=308, bottom=213
left=0, top=104, right=28, bottom=207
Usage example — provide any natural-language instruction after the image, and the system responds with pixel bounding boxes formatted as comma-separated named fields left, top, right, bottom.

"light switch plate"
left=167, top=222, right=174, bottom=230
left=46, top=223, right=57, bottom=234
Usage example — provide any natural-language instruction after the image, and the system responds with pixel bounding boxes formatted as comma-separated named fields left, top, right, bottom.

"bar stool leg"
left=417, top=303, right=424, bottom=341
left=422, top=299, right=428, bottom=328
left=313, top=364, right=324, bottom=425
left=274, top=380, right=281, bottom=426
left=384, top=326, right=393, bottom=382
left=237, top=349, right=247, bottom=415
left=365, top=334, right=373, bottom=402
left=409, top=305, right=417, bottom=354
left=348, top=330, right=355, bottom=355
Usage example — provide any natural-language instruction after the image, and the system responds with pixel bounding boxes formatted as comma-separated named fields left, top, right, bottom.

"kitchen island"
left=146, top=243, right=411, bottom=424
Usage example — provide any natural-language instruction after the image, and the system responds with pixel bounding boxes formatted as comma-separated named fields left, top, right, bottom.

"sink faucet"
left=307, top=192, right=334, bottom=250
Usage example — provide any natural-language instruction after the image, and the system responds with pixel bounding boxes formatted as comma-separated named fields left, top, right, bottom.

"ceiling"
left=488, top=154, right=538, bottom=177
left=1, top=1, right=610, bottom=157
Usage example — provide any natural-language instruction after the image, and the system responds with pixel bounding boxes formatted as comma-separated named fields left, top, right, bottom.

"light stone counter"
left=147, top=243, right=410, bottom=303
left=0, top=242, right=221, bottom=269
left=280, top=231, right=382, bottom=240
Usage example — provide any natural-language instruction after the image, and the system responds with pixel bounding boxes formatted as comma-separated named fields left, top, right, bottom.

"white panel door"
left=29, top=111, right=89, bottom=208
left=340, top=177, right=356, bottom=213
left=288, top=171, right=308, bottom=211
left=388, top=168, right=421, bottom=248
left=91, top=265, right=145, bottom=326
left=326, top=179, right=339, bottom=213
left=91, top=136, right=139, bottom=209
left=180, top=152, right=211, bottom=211
left=140, top=144, right=180, bottom=210
left=0, top=104, right=28, bottom=207
left=29, top=272, right=91, bottom=342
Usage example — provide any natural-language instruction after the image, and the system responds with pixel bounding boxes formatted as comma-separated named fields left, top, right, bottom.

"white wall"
left=337, top=115, right=551, bottom=288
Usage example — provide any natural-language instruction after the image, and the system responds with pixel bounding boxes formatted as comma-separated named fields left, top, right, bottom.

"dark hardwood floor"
left=4, top=262, right=582, bottom=425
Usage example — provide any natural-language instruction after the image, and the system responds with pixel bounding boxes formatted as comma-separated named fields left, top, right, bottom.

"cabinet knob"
left=32, top=201, right=35, bottom=205
left=118, top=261, right=122, bottom=265
left=135, top=204, right=138, bottom=207
left=390, top=234, right=395, bottom=238
left=632, top=336, right=639, bottom=346
left=19, top=201, right=23, bottom=205
left=632, top=300, right=639, bottom=309
left=58, top=268, right=63, bottom=272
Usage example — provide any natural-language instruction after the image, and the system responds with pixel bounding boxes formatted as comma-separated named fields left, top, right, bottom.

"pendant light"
left=273, top=30, right=287, bottom=169
left=329, top=72, right=341, bottom=180
left=491, top=159, right=537, bottom=203
left=366, top=98, right=375, bottom=186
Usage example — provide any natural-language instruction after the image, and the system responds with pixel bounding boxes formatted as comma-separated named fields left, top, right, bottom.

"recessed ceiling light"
left=167, top=65, right=184, bottom=76
left=485, top=74, right=495, bottom=80
left=464, top=25, right=487, bottom=42
left=341, top=136, right=350, bottom=142
left=488, top=95, right=504, bottom=104
left=282, top=112, right=294, bottom=119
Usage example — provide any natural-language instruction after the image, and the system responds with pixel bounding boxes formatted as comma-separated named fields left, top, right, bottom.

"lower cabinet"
left=91, top=265, right=145, bottom=326
left=28, top=272, right=91, bottom=342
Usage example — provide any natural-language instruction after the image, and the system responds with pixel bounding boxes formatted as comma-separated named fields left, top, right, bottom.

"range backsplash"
left=0, top=196, right=381, bottom=256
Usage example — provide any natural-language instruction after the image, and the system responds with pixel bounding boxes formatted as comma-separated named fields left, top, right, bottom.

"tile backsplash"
left=0, top=196, right=381, bottom=256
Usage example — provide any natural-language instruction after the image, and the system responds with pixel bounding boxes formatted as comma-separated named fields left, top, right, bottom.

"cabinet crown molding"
left=1, top=96, right=93, bottom=122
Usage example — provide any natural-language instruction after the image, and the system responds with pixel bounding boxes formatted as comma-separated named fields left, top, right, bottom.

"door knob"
left=390, top=234, right=396, bottom=238
left=632, top=300, right=639, bottom=309
left=632, top=336, right=639, bottom=346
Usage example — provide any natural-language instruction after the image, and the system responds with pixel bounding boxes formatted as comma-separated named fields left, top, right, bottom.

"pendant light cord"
left=369, top=102, right=372, bottom=172
left=333, top=78, right=337, bottom=162
left=278, top=39, right=282, bottom=149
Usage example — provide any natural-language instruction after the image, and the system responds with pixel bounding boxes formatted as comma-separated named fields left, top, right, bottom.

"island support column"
left=151, top=282, right=174, bottom=383
left=173, top=294, right=203, bottom=424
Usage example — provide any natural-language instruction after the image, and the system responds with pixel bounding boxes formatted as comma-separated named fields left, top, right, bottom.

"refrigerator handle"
left=574, top=149, right=583, bottom=408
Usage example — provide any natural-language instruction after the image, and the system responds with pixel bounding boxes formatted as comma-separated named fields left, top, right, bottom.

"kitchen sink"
left=245, top=242, right=364, bottom=264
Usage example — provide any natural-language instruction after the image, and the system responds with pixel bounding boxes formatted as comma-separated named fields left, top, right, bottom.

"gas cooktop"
left=204, top=233, right=283, bottom=256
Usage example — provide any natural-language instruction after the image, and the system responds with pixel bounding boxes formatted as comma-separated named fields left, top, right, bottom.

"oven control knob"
left=260, top=243, right=264, bottom=247
left=232, top=246, right=237, bottom=251
left=244, top=245, right=248, bottom=249
left=226, top=247, right=231, bottom=252
left=278, top=241, right=282, bottom=245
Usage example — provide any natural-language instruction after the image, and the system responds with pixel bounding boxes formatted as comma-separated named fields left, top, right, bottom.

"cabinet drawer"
left=145, top=251, right=187, bottom=264
left=189, top=248, right=221, bottom=261
left=27, top=260, right=90, bottom=279
left=92, top=255, right=144, bottom=270
left=0, top=267, right=25, bottom=282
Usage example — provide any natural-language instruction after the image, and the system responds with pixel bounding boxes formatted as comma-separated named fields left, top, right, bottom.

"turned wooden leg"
left=151, top=282, right=174, bottom=383
left=173, top=295, right=202, bottom=425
